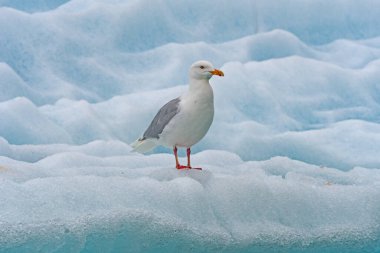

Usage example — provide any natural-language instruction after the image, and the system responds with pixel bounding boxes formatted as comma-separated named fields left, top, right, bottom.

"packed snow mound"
left=0, top=142, right=379, bottom=252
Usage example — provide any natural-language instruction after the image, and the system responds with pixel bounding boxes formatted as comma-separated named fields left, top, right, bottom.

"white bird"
left=131, top=60, right=224, bottom=170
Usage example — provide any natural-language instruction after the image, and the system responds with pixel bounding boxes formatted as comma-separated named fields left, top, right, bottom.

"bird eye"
left=200, top=66, right=205, bottom=69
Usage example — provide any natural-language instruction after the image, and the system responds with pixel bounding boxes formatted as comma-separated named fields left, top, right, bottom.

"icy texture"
left=0, top=0, right=69, bottom=13
left=1, top=0, right=380, bottom=252
left=0, top=141, right=380, bottom=252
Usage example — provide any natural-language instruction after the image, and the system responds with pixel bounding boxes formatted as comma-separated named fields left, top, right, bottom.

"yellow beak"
left=209, top=69, right=224, bottom=77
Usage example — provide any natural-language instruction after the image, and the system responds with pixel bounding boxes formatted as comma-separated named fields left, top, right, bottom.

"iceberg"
left=1, top=0, right=380, bottom=252
left=0, top=141, right=379, bottom=252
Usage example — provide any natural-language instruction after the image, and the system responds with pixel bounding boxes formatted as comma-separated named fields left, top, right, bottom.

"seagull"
left=131, top=60, right=224, bottom=170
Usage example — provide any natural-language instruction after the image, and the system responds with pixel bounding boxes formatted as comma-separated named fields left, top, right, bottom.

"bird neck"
left=184, top=78, right=214, bottom=103
left=188, top=79, right=212, bottom=94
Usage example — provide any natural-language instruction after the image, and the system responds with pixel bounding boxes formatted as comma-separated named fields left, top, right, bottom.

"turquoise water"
left=1, top=216, right=379, bottom=253
left=2, top=230, right=379, bottom=253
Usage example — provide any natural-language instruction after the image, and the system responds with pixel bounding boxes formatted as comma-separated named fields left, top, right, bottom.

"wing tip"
left=130, top=138, right=157, bottom=153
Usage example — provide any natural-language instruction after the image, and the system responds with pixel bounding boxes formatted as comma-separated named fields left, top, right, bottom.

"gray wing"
left=142, top=97, right=181, bottom=139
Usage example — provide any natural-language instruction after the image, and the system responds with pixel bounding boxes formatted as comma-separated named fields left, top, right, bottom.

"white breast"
left=159, top=82, right=214, bottom=148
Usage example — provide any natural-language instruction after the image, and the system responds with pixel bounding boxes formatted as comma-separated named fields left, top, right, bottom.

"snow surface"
left=1, top=0, right=380, bottom=252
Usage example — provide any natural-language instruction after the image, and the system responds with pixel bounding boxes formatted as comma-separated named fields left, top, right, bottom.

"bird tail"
left=130, top=138, right=158, bottom=153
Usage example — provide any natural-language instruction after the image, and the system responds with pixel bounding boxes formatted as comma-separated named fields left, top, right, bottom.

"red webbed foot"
left=176, top=165, right=202, bottom=170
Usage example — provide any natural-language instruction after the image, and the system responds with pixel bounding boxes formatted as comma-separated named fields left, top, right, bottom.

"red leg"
left=174, top=146, right=180, bottom=169
left=186, top=148, right=191, bottom=167
left=187, top=148, right=202, bottom=170
left=173, top=147, right=201, bottom=170
left=174, top=146, right=189, bottom=169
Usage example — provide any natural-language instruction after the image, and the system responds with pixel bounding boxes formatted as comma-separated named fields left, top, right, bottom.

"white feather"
left=130, top=60, right=222, bottom=153
left=130, top=138, right=158, bottom=153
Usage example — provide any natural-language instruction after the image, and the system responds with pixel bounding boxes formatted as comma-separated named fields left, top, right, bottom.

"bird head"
left=189, top=60, right=224, bottom=81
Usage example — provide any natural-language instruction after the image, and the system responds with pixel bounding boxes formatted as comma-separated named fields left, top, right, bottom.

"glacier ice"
left=1, top=0, right=380, bottom=252
left=0, top=141, right=379, bottom=252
